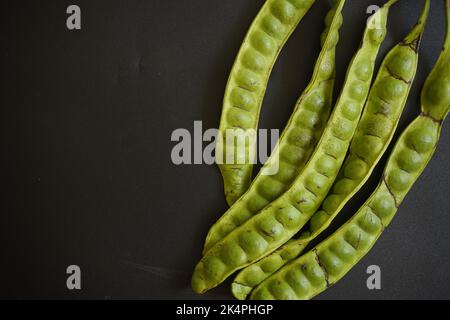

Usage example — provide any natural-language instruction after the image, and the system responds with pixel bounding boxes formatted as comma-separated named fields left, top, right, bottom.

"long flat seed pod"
left=217, top=0, right=318, bottom=206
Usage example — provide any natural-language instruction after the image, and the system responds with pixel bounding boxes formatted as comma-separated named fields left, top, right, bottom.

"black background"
left=1, top=0, right=449, bottom=299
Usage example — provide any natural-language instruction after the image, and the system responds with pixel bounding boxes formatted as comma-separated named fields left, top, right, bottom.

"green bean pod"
left=232, top=231, right=309, bottom=300
left=203, top=0, right=344, bottom=254
left=192, top=0, right=396, bottom=294
left=232, top=0, right=429, bottom=299
left=217, top=0, right=317, bottom=206
left=250, top=0, right=450, bottom=300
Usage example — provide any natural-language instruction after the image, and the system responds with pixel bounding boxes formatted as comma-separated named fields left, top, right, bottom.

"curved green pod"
left=203, top=0, right=343, bottom=254
left=192, top=0, right=396, bottom=294
left=232, top=0, right=429, bottom=299
left=217, top=0, right=317, bottom=206
left=250, top=0, right=450, bottom=300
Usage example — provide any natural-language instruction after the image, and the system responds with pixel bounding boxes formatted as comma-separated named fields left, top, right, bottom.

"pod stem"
left=368, top=0, right=398, bottom=32
left=385, top=0, right=399, bottom=8
left=402, top=0, right=430, bottom=52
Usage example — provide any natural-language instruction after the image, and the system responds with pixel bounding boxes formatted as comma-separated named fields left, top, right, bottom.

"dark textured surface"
left=1, top=0, right=449, bottom=299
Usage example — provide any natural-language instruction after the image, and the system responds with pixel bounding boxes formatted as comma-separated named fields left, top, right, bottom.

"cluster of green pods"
left=232, top=0, right=430, bottom=299
left=250, top=14, right=449, bottom=296
left=193, top=0, right=394, bottom=294
left=203, top=0, right=343, bottom=254
left=217, top=0, right=317, bottom=205
left=193, top=0, right=449, bottom=300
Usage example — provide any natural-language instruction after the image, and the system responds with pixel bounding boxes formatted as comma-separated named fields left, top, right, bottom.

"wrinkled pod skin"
left=203, top=0, right=343, bottom=255
left=233, top=0, right=428, bottom=300
left=250, top=0, right=449, bottom=300
left=192, top=0, right=391, bottom=294
left=217, top=0, right=317, bottom=206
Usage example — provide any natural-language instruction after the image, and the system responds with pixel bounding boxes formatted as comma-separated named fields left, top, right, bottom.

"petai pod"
left=203, top=0, right=344, bottom=254
left=232, top=0, right=430, bottom=299
left=250, top=0, right=450, bottom=300
left=217, top=0, right=317, bottom=206
left=232, top=231, right=309, bottom=299
left=192, top=0, right=396, bottom=294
